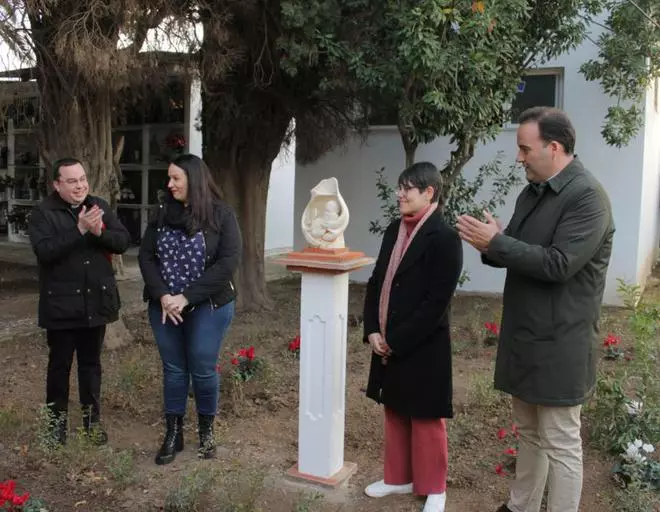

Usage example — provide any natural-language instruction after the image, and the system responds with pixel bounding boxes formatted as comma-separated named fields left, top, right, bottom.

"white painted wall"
left=637, top=81, right=660, bottom=284
left=295, top=25, right=648, bottom=305
left=265, top=140, right=295, bottom=255
left=187, top=80, right=295, bottom=255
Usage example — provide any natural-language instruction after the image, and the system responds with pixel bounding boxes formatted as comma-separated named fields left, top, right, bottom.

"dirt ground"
left=0, top=260, right=656, bottom=511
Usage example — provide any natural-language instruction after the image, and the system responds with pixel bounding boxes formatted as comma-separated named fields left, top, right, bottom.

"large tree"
left=1, top=1, right=192, bottom=345
left=22, top=1, right=186, bottom=200
left=199, top=1, right=362, bottom=311
left=341, top=0, right=601, bottom=195
left=198, top=0, right=604, bottom=310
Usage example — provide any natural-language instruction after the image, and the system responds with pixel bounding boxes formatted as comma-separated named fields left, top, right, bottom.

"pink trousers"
left=383, top=407, right=448, bottom=495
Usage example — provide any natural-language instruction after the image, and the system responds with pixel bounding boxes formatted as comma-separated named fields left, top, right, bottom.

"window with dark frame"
left=510, top=73, right=559, bottom=124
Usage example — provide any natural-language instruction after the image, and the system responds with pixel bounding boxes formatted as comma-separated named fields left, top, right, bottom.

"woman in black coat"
left=138, top=154, right=241, bottom=465
left=362, top=162, right=463, bottom=512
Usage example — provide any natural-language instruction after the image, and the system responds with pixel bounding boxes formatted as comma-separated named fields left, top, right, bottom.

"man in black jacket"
left=28, top=158, right=130, bottom=445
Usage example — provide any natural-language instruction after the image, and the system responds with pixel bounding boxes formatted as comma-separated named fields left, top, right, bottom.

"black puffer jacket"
left=28, top=192, right=130, bottom=330
left=138, top=199, right=242, bottom=308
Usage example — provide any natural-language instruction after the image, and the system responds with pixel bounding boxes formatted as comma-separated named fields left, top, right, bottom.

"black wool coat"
left=28, top=192, right=130, bottom=330
left=363, top=210, right=463, bottom=419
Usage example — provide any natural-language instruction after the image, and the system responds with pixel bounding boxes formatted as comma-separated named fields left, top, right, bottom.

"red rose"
left=12, top=492, right=29, bottom=506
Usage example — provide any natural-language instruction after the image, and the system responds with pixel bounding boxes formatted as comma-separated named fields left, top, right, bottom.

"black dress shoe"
left=496, top=505, right=513, bottom=512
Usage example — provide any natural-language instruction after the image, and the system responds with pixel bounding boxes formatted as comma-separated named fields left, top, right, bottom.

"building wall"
left=637, top=80, right=660, bottom=285
left=295, top=29, right=647, bottom=305
left=265, top=141, right=295, bottom=255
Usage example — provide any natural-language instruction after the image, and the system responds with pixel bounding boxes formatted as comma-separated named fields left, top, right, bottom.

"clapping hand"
left=77, top=205, right=104, bottom=236
left=160, top=294, right=190, bottom=325
left=456, top=211, right=502, bottom=252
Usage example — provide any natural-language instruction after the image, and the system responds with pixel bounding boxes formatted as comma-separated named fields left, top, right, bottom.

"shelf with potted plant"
left=6, top=205, right=32, bottom=239
left=2, top=101, right=46, bottom=242
left=0, top=175, right=14, bottom=201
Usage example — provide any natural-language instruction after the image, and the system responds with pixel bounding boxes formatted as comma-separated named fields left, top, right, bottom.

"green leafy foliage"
left=580, top=1, right=660, bottom=146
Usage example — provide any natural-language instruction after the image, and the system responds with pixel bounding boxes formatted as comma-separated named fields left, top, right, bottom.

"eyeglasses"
left=59, top=176, right=87, bottom=186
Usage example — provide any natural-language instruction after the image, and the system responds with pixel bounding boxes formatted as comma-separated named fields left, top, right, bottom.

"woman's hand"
left=160, top=294, right=184, bottom=325
left=169, top=294, right=189, bottom=314
left=368, top=332, right=391, bottom=357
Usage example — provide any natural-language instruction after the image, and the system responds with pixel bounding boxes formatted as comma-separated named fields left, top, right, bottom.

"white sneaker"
left=422, top=493, right=446, bottom=512
left=364, top=479, right=413, bottom=498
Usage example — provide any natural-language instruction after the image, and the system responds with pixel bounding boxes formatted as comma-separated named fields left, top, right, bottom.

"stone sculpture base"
left=278, top=247, right=374, bottom=275
left=286, top=461, right=358, bottom=489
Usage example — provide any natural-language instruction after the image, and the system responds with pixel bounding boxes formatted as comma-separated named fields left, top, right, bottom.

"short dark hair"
left=52, top=157, right=83, bottom=181
left=398, top=161, right=443, bottom=203
left=517, top=106, right=576, bottom=154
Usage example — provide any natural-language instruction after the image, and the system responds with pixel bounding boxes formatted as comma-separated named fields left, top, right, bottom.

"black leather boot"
left=197, top=414, right=216, bottom=459
left=155, top=414, right=184, bottom=465
left=82, top=407, right=108, bottom=446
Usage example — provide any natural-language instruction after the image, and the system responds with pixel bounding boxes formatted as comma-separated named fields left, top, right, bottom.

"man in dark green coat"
left=457, top=107, right=614, bottom=512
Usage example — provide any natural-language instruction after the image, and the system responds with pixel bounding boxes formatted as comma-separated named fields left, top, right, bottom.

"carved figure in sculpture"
left=302, top=177, right=350, bottom=249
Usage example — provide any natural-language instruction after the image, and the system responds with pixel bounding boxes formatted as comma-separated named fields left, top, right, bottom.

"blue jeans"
left=148, top=300, right=235, bottom=416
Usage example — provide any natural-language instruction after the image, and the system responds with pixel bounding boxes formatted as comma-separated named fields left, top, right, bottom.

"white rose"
left=642, top=443, right=655, bottom=453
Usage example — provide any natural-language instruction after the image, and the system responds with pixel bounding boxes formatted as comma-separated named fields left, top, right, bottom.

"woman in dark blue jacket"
left=138, top=153, right=241, bottom=465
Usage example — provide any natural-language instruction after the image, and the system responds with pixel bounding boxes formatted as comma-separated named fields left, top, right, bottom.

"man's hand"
left=78, top=205, right=104, bottom=236
left=456, top=211, right=502, bottom=252
left=367, top=332, right=391, bottom=357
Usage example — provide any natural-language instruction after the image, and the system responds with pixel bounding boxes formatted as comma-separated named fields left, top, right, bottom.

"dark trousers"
left=46, top=326, right=106, bottom=422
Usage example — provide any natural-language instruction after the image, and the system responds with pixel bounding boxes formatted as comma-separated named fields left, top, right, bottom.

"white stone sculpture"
left=301, top=177, right=349, bottom=249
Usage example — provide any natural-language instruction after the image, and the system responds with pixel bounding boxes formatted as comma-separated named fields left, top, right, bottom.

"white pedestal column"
left=277, top=245, right=373, bottom=487
left=297, top=271, right=349, bottom=478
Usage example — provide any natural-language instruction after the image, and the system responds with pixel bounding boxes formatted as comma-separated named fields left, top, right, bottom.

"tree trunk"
left=439, top=135, right=476, bottom=209
left=202, top=107, right=291, bottom=311
left=200, top=4, right=292, bottom=312
left=404, top=146, right=416, bottom=168
left=213, top=161, right=272, bottom=311
left=398, top=126, right=418, bottom=168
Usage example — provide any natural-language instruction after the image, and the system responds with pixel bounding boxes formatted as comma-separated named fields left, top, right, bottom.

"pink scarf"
left=378, top=202, right=438, bottom=341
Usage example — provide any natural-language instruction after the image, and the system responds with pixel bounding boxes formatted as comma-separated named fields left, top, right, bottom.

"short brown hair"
left=518, top=106, right=576, bottom=154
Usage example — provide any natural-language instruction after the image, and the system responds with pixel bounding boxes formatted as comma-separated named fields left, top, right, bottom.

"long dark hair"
left=166, top=154, right=223, bottom=233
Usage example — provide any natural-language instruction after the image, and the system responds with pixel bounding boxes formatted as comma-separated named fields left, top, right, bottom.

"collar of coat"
left=544, top=156, right=584, bottom=195
left=392, top=209, right=446, bottom=276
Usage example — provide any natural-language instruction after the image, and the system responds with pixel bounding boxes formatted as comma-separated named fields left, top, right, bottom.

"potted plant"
left=7, top=206, right=31, bottom=236
left=0, top=175, right=15, bottom=201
